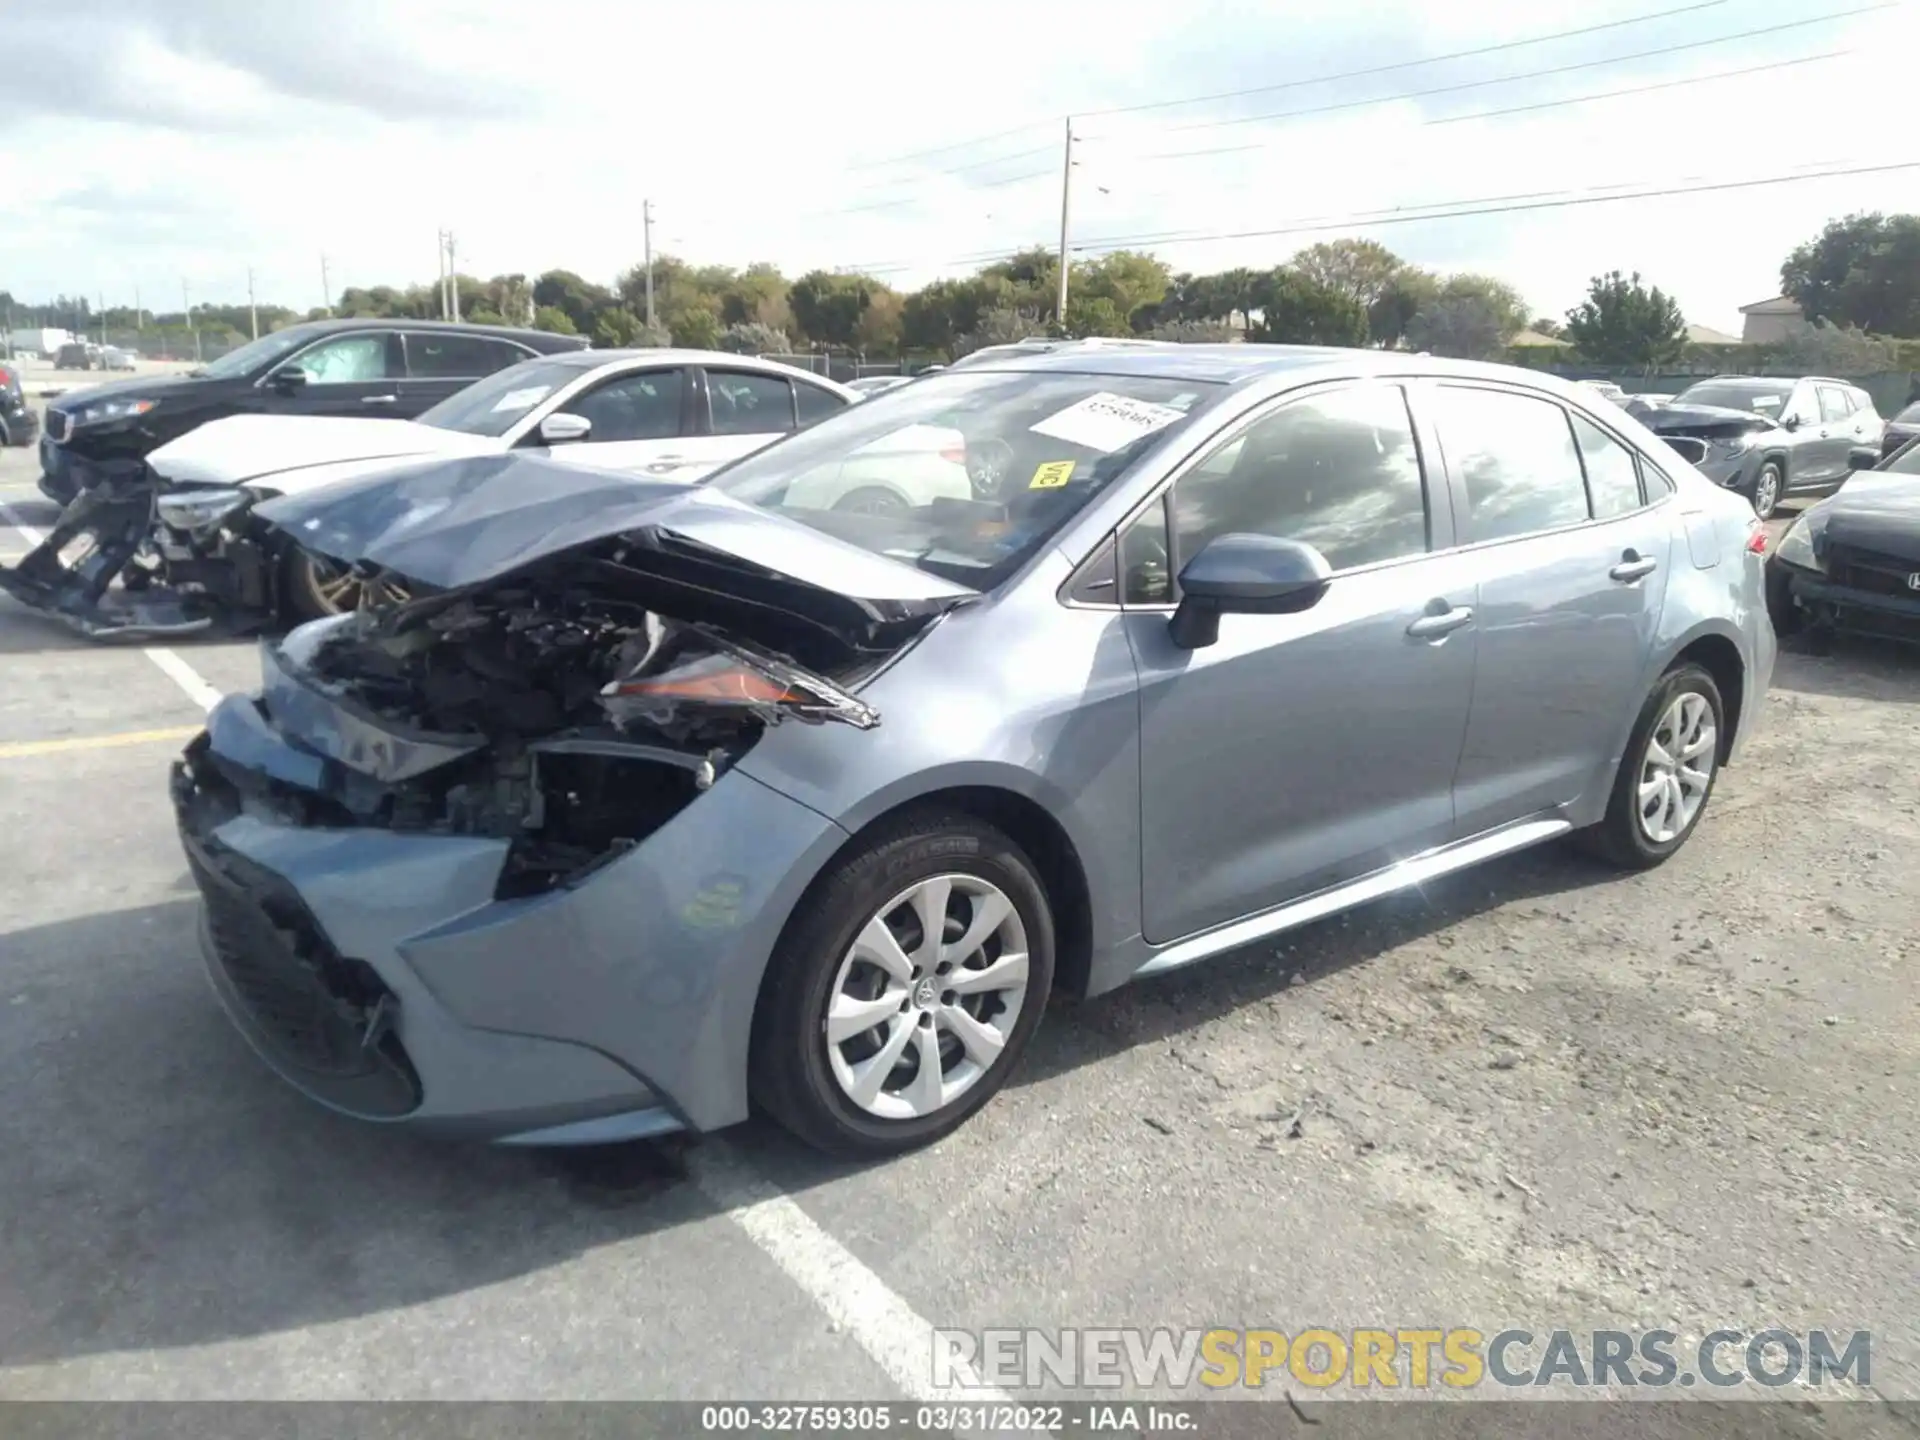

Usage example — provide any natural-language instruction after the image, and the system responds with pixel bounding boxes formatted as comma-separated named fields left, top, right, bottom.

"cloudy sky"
left=2, top=0, right=1915, bottom=330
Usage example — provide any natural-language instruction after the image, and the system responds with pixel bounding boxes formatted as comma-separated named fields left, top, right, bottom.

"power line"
left=1427, top=48, right=1848, bottom=125
left=833, top=0, right=1740, bottom=176
left=1079, top=0, right=1734, bottom=118
left=1141, top=2, right=1893, bottom=139
left=842, top=158, right=1918, bottom=275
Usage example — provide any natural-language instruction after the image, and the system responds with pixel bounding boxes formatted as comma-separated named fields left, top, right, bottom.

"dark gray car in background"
left=169, top=346, right=1775, bottom=1158
left=1641, top=375, right=1883, bottom=518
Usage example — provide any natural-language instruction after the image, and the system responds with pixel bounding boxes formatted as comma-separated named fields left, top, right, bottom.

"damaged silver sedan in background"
left=172, top=347, right=1772, bottom=1157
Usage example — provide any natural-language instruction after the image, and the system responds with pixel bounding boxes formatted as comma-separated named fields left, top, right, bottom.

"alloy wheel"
left=823, top=873, right=1030, bottom=1120
left=1751, top=468, right=1781, bottom=518
left=303, top=552, right=411, bottom=614
left=1637, top=691, right=1716, bottom=844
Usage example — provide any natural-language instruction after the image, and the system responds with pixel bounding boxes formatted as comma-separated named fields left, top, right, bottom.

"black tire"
left=832, top=486, right=909, bottom=516
left=1749, top=461, right=1785, bottom=519
left=750, top=811, right=1055, bottom=1158
left=1581, top=663, right=1726, bottom=871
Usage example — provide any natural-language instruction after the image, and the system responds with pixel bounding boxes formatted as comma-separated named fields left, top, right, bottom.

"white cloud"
left=2, top=0, right=1916, bottom=331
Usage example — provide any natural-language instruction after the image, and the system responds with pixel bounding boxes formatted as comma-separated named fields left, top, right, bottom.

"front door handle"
left=1609, top=555, right=1659, bottom=583
left=1406, top=605, right=1474, bottom=639
left=361, top=394, right=398, bottom=405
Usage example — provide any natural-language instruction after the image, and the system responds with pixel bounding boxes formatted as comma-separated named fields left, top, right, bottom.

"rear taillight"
left=1747, top=522, right=1769, bottom=555
left=940, top=441, right=967, bottom=465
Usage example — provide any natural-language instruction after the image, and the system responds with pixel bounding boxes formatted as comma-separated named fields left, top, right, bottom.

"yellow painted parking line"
left=0, top=724, right=202, bottom=760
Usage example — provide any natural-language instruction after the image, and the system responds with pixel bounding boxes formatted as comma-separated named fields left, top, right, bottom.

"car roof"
left=542, top=347, right=857, bottom=388
left=278, top=316, right=586, bottom=352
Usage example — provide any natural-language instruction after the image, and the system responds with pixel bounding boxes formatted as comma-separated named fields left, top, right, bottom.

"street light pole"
left=247, top=267, right=258, bottom=339
left=643, top=199, right=656, bottom=329
left=320, top=254, right=332, bottom=316
left=1055, top=117, right=1075, bottom=327
left=182, top=279, right=201, bottom=365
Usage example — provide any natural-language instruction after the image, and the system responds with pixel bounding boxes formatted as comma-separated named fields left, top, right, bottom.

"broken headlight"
left=157, top=486, right=251, bottom=535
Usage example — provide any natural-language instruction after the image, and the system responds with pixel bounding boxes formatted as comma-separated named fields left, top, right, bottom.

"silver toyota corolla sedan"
left=171, top=345, right=1775, bottom=1157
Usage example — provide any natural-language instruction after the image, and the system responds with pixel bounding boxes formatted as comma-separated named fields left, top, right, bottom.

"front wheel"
left=280, top=546, right=411, bottom=622
left=1749, top=462, right=1784, bottom=519
left=1581, top=663, right=1725, bottom=870
left=750, top=812, right=1055, bottom=1158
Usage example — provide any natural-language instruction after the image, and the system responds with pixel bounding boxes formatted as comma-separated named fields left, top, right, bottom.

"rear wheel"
left=280, top=546, right=411, bottom=622
left=833, top=486, right=908, bottom=516
left=750, top=812, right=1055, bottom=1158
left=1581, top=663, right=1725, bottom=870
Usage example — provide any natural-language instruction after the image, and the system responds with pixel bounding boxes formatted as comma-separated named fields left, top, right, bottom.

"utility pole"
left=320, top=254, right=332, bottom=316
left=98, top=292, right=106, bottom=345
left=247, top=267, right=258, bottom=339
left=133, top=282, right=142, bottom=330
left=438, top=230, right=460, bottom=322
left=436, top=231, right=449, bottom=319
left=642, top=199, right=656, bottom=329
left=1055, top=117, right=1075, bottom=326
left=183, top=279, right=201, bottom=365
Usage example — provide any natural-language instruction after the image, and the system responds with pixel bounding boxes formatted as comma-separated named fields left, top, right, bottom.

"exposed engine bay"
left=188, top=561, right=896, bottom=897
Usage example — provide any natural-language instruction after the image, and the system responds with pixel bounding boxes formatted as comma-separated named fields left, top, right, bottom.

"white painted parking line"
left=0, top=499, right=224, bottom=713
left=691, top=1141, right=1023, bottom=1419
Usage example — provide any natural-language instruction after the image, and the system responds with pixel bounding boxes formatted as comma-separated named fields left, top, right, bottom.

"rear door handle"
left=1406, top=605, right=1474, bottom=639
left=361, top=395, right=398, bottom=405
left=1609, top=556, right=1659, bottom=583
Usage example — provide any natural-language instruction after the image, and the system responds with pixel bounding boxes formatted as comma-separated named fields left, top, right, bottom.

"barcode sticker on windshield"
left=490, top=386, right=551, bottom=414
left=1030, top=392, right=1187, bottom=453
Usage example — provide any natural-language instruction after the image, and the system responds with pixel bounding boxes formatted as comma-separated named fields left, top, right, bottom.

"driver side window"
left=1121, top=384, right=1429, bottom=604
left=564, top=369, right=684, bottom=442
left=286, top=334, right=393, bottom=383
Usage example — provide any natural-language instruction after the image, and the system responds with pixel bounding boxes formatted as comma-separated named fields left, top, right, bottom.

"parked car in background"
left=1880, top=400, right=1920, bottom=460
left=1639, top=375, right=1883, bottom=518
left=54, top=341, right=94, bottom=371
left=945, top=336, right=1170, bottom=370
left=0, top=363, right=39, bottom=447
left=1577, top=380, right=1629, bottom=406
left=847, top=375, right=912, bottom=397
left=0, top=350, right=872, bottom=635
left=37, top=318, right=588, bottom=504
left=168, top=346, right=1773, bottom=1157
left=99, top=346, right=137, bottom=372
left=1767, top=434, right=1920, bottom=647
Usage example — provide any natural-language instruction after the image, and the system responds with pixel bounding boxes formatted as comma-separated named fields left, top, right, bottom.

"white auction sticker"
left=490, top=385, right=553, bottom=414
left=1029, top=391, right=1187, bottom=453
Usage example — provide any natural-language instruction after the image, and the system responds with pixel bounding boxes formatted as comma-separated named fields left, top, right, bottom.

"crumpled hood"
left=255, top=450, right=974, bottom=610
left=1820, top=470, right=1920, bottom=561
left=149, top=414, right=497, bottom=486
left=1642, top=402, right=1777, bottom=438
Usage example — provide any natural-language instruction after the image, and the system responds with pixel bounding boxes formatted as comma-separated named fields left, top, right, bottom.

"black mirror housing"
left=1168, top=533, right=1333, bottom=650
left=272, top=367, right=309, bottom=394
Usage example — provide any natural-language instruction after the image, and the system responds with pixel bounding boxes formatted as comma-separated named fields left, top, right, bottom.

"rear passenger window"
left=406, top=333, right=530, bottom=379
left=1818, top=387, right=1852, bottom=423
left=795, top=382, right=845, bottom=428
left=709, top=371, right=796, bottom=436
left=1572, top=415, right=1645, bottom=519
left=1168, top=383, right=1429, bottom=574
left=1432, top=387, right=1588, bottom=543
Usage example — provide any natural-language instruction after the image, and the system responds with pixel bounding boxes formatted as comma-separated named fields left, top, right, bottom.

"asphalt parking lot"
left=0, top=426, right=1916, bottom=1427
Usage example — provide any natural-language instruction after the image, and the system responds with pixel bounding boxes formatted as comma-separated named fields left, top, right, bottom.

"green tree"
left=1148, top=319, right=1235, bottom=343
left=1563, top=270, right=1688, bottom=369
left=532, top=305, right=578, bottom=335
left=1773, top=321, right=1902, bottom=374
left=1289, top=239, right=1405, bottom=309
left=533, top=269, right=615, bottom=334
left=670, top=306, right=723, bottom=350
left=720, top=262, right=791, bottom=330
left=1436, top=274, right=1529, bottom=341
left=1406, top=296, right=1507, bottom=360
left=789, top=270, right=896, bottom=349
left=1063, top=294, right=1131, bottom=338
left=953, top=307, right=1046, bottom=357
left=1782, top=213, right=1920, bottom=336
left=1250, top=268, right=1368, bottom=346
left=1368, top=267, right=1439, bottom=348
left=594, top=307, right=671, bottom=348
left=1074, top=250, right=1172, bottom=329
left=719, top=321, right=790, bottom=354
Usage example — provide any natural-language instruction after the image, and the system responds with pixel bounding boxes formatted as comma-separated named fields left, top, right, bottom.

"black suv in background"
left=40, top=319, right=588, bottom=503
left=1636, top=374, right=1884, bottom=518
left=0, top=362, right=39, bottom=448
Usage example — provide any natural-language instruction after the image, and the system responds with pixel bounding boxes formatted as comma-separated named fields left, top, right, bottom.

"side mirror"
left=539, top=412, right=592, bottom=445
left=1848, top=444, right=1880, bottom=472
left=271, top=366, right=309, bottom=394
left=1779, top=413, right=1800, bottom=432
left=1168, top=533, right=1333, bottom=650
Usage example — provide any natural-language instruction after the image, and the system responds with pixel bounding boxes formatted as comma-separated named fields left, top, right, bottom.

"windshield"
left=1886, top=438, right=1920, bottom=473
left=414, top=357, right=581, bottom=437
left=196, top=327, right=320, bottom=379
left=1674, top=380, right=1792, bottom=416
left=706, top=369, right=1220, bottom=588
left=1894, top=401, right=1920, bottom=424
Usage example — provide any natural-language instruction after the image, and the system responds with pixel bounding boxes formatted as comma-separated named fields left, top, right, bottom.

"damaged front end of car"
left=0, top=469, right=296, bottom=639
left=170, top=453, right=970, bottom=1136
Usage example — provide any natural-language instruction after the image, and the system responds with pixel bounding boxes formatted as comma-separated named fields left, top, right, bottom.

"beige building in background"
left=1739, top=295, right=1811, bottom=345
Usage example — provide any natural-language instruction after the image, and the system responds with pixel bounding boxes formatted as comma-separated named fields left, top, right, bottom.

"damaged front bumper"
left=1772, top=558, right=1920, bottom=647
left=0, top=468, right=222, bottom=639
left=172, top=682, right=851, bottom=1143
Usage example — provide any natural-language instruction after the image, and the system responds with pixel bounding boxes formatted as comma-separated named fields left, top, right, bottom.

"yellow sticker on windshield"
left=1029, top=460, right=1076, bottom=489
